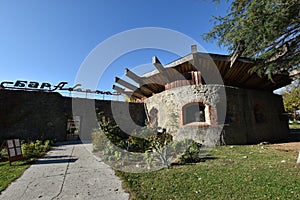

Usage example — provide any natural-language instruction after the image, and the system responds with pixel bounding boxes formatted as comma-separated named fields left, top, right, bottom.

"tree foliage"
left=204, top=0, right=300, bottom=77
left=282, top=81, right=300, bottom=121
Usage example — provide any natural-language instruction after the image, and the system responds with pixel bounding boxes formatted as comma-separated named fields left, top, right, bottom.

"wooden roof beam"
left=112, top=85, right=130, bottom=97
left=125, top=68, right=144, bottom=85
left=112, top=85, right=143, bottom=99
left=140, top=85, right=155, bottom=95
left=115, top=77, right=138, bottom=91
left=115, top=77, right=146, bottom=98
left=152, top=56, right=171, bottom=83
left=152, top=56, right=165, bottom=73
left=125, top=68, right=155, bottom=94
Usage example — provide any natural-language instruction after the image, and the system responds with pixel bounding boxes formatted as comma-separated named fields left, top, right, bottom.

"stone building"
left=0, top=46, right=293, bottom=145
left=113, top=46, right=292, bottom=145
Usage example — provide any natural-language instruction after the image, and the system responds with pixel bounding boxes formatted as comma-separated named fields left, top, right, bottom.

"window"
left=182, top=102, right=206, bottom=125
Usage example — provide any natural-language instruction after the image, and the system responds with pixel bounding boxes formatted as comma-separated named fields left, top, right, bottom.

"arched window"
left=182, top=102, right=206, bottom=125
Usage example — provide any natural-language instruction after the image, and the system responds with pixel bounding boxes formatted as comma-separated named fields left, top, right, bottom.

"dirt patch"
left=269, top=142, right=300, bottom=151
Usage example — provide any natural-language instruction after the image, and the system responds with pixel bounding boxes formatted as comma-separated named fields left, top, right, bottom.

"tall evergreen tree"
left=204, top=0, right=299, bottom=78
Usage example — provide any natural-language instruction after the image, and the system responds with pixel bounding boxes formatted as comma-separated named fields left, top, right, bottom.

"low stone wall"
left=0, top=90, right=146, bottom=143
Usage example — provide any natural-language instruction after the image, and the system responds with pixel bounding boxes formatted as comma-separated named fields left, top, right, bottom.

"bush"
left=176, top=140, right=204, bottom=163
left=0, top=148, right=8, bottom=161
left=93, top=111, right=205, bottom=169
left=21, top=140, right=52, bottom=160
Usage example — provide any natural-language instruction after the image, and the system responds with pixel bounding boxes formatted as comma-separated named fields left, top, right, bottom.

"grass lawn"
left=0, top=161, right=30, bottom=192
left=116, top=145, right=300, bottom=199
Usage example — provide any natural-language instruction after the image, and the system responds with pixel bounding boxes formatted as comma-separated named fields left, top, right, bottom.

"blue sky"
left=0, top=0, right=231, bottom=98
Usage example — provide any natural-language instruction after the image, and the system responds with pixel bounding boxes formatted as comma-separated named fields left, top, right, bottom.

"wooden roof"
left=113, top=48, right=292, bottom=100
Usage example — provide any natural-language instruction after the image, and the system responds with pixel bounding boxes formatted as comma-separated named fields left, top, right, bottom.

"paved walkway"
left=0, top=142, right=129, bottom=200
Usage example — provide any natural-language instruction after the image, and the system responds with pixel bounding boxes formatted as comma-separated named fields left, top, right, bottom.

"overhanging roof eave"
left=141, top=52, right=255, bottom=78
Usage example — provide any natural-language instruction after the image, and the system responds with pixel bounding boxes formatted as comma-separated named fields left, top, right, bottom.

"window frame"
left=181, top=102, right=211, bottom=126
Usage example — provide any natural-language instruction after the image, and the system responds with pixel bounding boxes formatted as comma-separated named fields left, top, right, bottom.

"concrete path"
left=0, top=142, right=129, bottom=200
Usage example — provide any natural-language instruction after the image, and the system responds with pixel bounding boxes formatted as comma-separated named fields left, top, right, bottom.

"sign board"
left=0, top=80, right=119, bottom=95
left=6, top=139, right=23, bottom=164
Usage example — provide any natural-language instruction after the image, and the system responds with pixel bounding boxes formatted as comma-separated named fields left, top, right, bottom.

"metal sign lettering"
left=0, top=80, right=118, bottom=95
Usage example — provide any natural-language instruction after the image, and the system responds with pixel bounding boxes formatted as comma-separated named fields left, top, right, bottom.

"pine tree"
left=204, top=0, right=300, bottom=78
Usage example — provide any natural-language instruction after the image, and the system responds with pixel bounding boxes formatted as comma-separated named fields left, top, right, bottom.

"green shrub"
left=0, top=148, right=8, bottom=161
left=21, top=140, right=52, bottom=160
left=93, top=111, right=205, bottom=168
left=176, top=140, right=203, bottom=163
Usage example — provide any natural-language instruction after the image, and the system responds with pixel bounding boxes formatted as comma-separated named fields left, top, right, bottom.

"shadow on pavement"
left=43, top=155, right=72, bottom=159
left=33, top=157, right=78, bottom=165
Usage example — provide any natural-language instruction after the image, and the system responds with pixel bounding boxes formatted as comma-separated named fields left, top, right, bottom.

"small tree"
left=147, top=128, right=173, bottom=168
left=282, top=81, right=300, bottom=122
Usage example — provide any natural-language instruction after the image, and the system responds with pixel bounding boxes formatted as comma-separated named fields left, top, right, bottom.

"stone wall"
left=144, top=84, right=226, bottom=146
left=224, top=87, right=289, bottom=144
left=0, top=90, right=146, bottom=143
left=0, top=90, right=66, bottom=143
left=70, top=98, right=146, bottom=140
left=0, top=86, right=289, bottom=145
left=144, top=85, right=289, bottom=145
